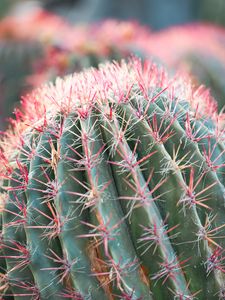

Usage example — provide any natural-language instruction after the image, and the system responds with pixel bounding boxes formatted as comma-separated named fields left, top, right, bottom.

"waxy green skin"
left=1, top=83, right=225, bottom=299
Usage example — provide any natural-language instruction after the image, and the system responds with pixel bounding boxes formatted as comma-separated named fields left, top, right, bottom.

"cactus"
left=148, top=24, right=225, bottom=111
left=1, top=58, right=225, bottom=299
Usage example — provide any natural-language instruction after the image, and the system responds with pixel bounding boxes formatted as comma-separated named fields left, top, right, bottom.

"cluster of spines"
left=0, top=59, right=225, bottom=299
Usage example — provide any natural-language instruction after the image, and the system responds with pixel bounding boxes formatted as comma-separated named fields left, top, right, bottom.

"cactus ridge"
left=1, top=58, right=225, bottom=299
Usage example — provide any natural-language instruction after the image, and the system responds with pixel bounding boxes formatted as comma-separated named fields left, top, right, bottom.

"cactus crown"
left=1, top=58, right=225, bottom=299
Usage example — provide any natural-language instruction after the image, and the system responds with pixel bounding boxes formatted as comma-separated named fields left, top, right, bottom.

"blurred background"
left=1, top=0, right=225, bottom=28
left=0, top=0, right=225, bottom=130
left=0, top=0, right=224, bottom=28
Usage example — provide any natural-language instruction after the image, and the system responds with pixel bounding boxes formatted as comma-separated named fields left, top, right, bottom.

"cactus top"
left=0, top=58, right=222, bottom=167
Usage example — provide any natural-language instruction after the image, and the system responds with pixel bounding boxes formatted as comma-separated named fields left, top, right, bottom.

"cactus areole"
left=1, top=59, right=225, bottom=300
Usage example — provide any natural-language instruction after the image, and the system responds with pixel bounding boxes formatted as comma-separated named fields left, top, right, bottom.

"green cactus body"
left=1, top=59, right=225, bottom=299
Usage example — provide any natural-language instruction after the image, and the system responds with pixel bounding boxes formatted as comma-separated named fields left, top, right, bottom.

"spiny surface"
left=1, top=59, right=225, bottom=299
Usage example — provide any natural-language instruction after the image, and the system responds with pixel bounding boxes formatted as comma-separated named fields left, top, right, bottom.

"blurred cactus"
left=28, top=19, right=150, bottom=86
left=0, top=40, right=41, bottom=128
left=0, top=11, right=151, bottom=129
left=148, top=24, right=225, bottom=110
left=0, top=8, right=73, bottom=128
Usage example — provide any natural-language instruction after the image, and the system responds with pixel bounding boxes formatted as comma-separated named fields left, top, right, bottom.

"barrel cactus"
left=1, top=58, right=225, bottom=299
